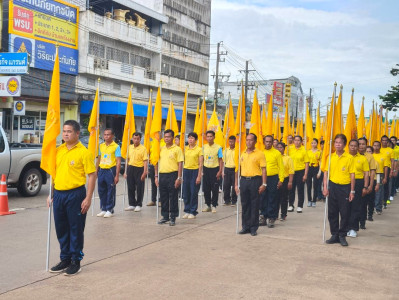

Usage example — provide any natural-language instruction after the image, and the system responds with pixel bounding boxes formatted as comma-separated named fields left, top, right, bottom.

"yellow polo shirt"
left=307, top=149, right=321, bottom=167
left=282, top=155, right=295, bottom=178
left=287, top=144, right=295, bottom=156
left=240, top=148, right=267, bottom=177
left=159, top=144, right=184, bottom=173
left=99, top=141, right=121, bottom=169
left=128, top=144, right=148, bottom=167
left=364, top=152, right=377, bottom=180
left=328, top=152, right=355, bottom=185
left=54, top=142, right=96, bottom=190
left=393, top=145, right=399, bottom=160
left=203, top=143, right=223, bottom=168
left=224, top=148, right=236, bottom=168
left=264, top=147, right=284, bottom=182
left=380, top=147, right=392, bottom=168
left=352, top=153, right=370, bottom=179
left=290, top=146, right=310, bottom=171
left=373, top=152, right=389, bottom=174
left=184, top=145, right=203, bottom=169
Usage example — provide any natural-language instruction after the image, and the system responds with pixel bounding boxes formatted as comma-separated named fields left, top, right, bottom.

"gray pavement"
left=1, top=177, right=398, bottom=299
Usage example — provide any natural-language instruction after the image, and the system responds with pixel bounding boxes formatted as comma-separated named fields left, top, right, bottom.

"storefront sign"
left=0, top=76, right=21, bottom=97
left=9, top=0, right=79, bottom=49
left=273, top=82, right=284, bottom=107
left=20, top=116, right=34, bottom=130
left=14, top=100, right=26, bottom=115
left=0, top=52, right=28, bottom=74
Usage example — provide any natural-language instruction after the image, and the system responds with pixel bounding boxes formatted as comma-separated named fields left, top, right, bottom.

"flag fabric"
left=344, top=89, right=357, bottom=150
left=275, top=113, right=281, bottom=142
left=305, top=101, right=314, bottom=150
left=87, top=84, right=100, bottom=158
left=121, top=88, right=136, bottom=159
left=321, top=89, right=336, bottom=172
left=196, top=100, right=208, bottom=147
left=298, top=119, right=304, bottom=138
left=144, top=93, right=152, bottom=154
left=165, top=101, right=179, bottom=136
left=314, top=103, right=321, bottom=141
left=357, top=97, right=366, bottom=138
left=249, top=90, right=262, bottom=149
left=40, top=48, right=61, bottom=178
left=261, top=103, right=267, bottom=136
left=179, top=89, right=188, bottom=151
left=390, top=119, right=395, bottom=137
left=265, top=93, right=274, bottom=136
left=333, top=86, right=343, bottom=136
left=234, top=87, right=246, bottom=172
left=150, top=87, right=162, bottom=165
left=208, top=109, right=224, bottom=147
left=193, top=99, right=200, bottom=135
left=290, top=117, right=295, bottom=136
left=282, top=100, right=290, bottom=144
left=223, top=99, right=235, bottom=145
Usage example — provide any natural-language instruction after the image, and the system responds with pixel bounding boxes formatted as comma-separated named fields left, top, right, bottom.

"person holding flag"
left=223, top=136, right=237, bottom=206
left=276, top=142, right=294, bottom=221
left=306, top=138, right=321, bottom=207
left=372, top=141, right=389, bottom=214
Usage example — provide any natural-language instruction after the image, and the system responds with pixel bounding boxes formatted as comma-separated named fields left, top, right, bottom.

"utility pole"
left=211, top=41, right=228, bottom=107
left=239, top=60, right=255, bottom=113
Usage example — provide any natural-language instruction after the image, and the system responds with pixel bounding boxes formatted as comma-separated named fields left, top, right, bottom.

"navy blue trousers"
left=54, top=185, right=87, bottom=261
left=98, top=167, right=116, bottom=212
left=183, top=168, right=201, bottom=215
left=260, top=175, right=279, bottom=219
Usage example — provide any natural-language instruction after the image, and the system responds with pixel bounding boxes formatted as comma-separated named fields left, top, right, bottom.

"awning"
left=80, top=100, right=183, bottom=120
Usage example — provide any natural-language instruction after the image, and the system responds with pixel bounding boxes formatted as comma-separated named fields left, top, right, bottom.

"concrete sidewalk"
left=1, top=178, right=398, bottom=299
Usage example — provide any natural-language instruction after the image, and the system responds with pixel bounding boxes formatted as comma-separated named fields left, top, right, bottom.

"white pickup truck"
left=0, top=126, right=47, bottom=196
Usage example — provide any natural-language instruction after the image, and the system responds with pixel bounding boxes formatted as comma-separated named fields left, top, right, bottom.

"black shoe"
left=250, top=231, right=257, bottom=236
left=169, top=219, right=176, bottom=226
left=64, top=260, right=81, bottom=276
left=222, top=202, right=231, bottom=206
left=239, top=229, right=250, bottom=234
left=326, top=235, right=340, bottom=244
left=259, top=215, right=267, bottom=226
left=267, top=219, right=275, bottom=228
left=360, top=224, right=366, bottom=230
left=368, top=216, right=373, bottom=221
left=49, top=259, right=71, bottom=273
left=158, top=218, right=169, bottom=224
left=339, top=236, right=348, bottom=247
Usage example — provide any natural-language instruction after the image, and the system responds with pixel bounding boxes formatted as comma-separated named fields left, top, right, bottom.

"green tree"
left=380, top=64, right=399, bottom=111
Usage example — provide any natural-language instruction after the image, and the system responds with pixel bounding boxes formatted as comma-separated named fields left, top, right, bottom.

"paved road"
left=1, top=178, right=398, bottom=299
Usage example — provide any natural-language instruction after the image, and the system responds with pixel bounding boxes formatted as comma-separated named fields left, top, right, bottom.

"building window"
left=113, top=82, right=121, bottom=90
left=88, top=42, right=105, bottom=58
left=87, top=78, right=95, bottom=86
left=171, top=65, right=185, bottom=79
left=136, top=86, right=143, bottom=94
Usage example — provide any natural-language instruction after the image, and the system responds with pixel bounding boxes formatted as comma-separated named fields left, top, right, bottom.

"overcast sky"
left=209, top=0, right=399, bottom=119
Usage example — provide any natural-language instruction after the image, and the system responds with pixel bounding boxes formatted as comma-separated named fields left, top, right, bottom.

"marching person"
left=48, top=120, right=96, bottom=275
left=202, top=130, right=223, bottom=213
left=390, top=136, right=399, bottom=197
left=380, top=135, right=394, bottom=207
left=147, top=141, right=159, bottom=207
left=307, top=138, right=321, bottom=207
left=287, top=135, right=295, bottom=156
left=96, top=128, right=121, bottom=218
left=372, top=141, right=389, bottom=215
left=182, top=132, right=203, bottom=219
left=324, top=134, right=355, bottom=247
left=317, top=140, right=325, bottom=201
left=347, top=139, right=369, bottom=238
left=260, top=135, right=284, bottom=228
left=235, top=133, right=267, bottom=236
left=155, top=129, right=183, bottom=226
left=124, top=132, right=148, bottom=212
left=223, top=135, right=237, bottom=206
left=288, top=135, right=309, bottom=213
left=276, top=142, right=294, bottom=221
left=359, top=138, right=376, bottom=227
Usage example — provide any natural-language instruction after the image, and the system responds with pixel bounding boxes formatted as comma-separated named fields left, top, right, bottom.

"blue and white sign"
left=9, top=34, right=78, bottom=75
left=0, top=52, right=28, bottom=74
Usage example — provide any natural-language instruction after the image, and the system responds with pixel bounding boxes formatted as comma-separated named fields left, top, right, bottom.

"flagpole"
left=369, top=100, right=374, bottom=146
left=92, top=78, right=100, bottom=216
left=146, top=89, right=153, bottom=205
left=322, top=82, right=337, bottom=242
left=46, top=176, right=53, bottom=271
left=179, top=86, right=188, bottom=218
left=221, top=95, right=230, bottom=205
left=123, top=85, right=133, bottom=211
left=236, top=83, right=244, bottom=234
left=156, top=81, right=162, bottom=223
left=200, top=92, right=206, bottom=212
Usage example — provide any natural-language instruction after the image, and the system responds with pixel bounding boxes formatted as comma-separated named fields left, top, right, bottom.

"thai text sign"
left=273, top=82, right=284, bottom=107
left=0, top=76, right=21, bottom=96
left=9, top=0, right=79, bottom=49
left=0, top=52, right=28, bottom=74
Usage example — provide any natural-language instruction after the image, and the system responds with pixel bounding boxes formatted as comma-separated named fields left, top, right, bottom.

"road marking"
left=9, top=208, right=26, bottom=211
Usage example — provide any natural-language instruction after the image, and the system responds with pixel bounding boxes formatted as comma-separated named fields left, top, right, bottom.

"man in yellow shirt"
left=223, top=136, right=237, bottom=206
left=202, top=130, right=223, bottom=213
left=48, top=120, right=96, bottom=275
left=380, top=135, right=394, bottom=206
left=155, top=129, right=184, bottom=226
left=96, top=128, right=121, bottom=218
left=260, top=135, right=284, bottom=228
left=124, top=132, right=148, bottom=212
left=235, top=133, right=267, bottom=236
left=390, top=136, right=399, bottom=196
left=323, top=134, right=355, bottom=247
left=373, top=141, right=389, bottom=214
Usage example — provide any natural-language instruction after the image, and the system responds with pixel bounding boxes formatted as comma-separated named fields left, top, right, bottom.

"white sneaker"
left=188, top=214, right=196, bottom=219
left=390, top=196, right=393, bottom=201
left=297, top=207, right=303, bottom=213
left=211, top=206, right=217, bottom=213
left=97, top=211, right=106, bottom=217
left=288, top=206, right=294, bottom=212
left=124, top=206, right=135, bottom=211
left=182, top=213, right=189, bottom=219
left=103, top=211, right=113, bottom=218
left=134, top=206, right=141, bottom=212
left=347, top=229, right=357, bottom=238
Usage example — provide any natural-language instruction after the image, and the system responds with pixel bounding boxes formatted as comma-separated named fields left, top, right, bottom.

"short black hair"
left=320, top=140, right=325, bottom=145
left=273, top=139, right=279, bottom=142
left=294, top=135, right=303, bottom=142
left=188, top=132, right=198, bottom=140
left=358, top=137, right=367, bottom=144
left=104, top=128, right=114, bottom=135
left=264, top=135, right=273, bottom=142
left=334, top=134, right=347, bottom=146
left=381, top=135, right=389, bottom=141
left=64, top=120, right=80, bottom=132
left=373, top=141, right=381, bottom=146
left=312, top=138, right=318, bottom=144
left=277, top=142, right=286, bottom=149
left=175, top=135, right=180, bottom=139
left=247, top=133, right=257, bottom=142
left=164, top=129, right=174, bottom=137
left=133, top=132, right=142, bottom=138
left=390, top=136, right=397, bottom=141
left=366, top=146, right=374, bottom=153
left=349, top=139, right=359, bottom=146
left=229, top=135, right=236, bottom=141
left=206, top=130, right=215, bottom=137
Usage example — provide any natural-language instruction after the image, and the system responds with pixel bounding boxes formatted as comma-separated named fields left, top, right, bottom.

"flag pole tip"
left=150, top=88, right=153, bottom=92
left=334, top=82, right=337, bottom=86
left=352, top=88, right=354, bottom=92
left=362, top=96, right=365, bottom=100
left=97, top=78, right=101, bottom=82
left=340, top=84, right=343, bottom=89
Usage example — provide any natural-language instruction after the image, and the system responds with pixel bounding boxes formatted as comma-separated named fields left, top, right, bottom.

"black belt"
left=241, top=176, right=261, bottom=180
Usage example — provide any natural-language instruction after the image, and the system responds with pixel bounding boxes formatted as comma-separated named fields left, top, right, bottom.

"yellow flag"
left=357, top=97, right=365, bottom=138
left=305, top=101, right=314, bottom=149
left=333, top=86, right=343, bottom=135
left=150, top=87, right=162, bottom=165
left=365, top=118, right=371, bottom=144
left=193, top=99, right=200, bottom=135
left=249, top=90, right=262, bottom=149
left=314, top=103, right=321, bottom=141
left=144, top=93, right=152, bottom=154
left=40, top=48, right=61, bottom=178
left=290, top=117, right=295, bottom=135
left=265, top=93, right=274, bottom=135
left=390, top=119, right=395, bottom=137
left=179, top=89, right=188, bottom=151
left=344, top=89, right=357, bottom=151
left=196, top=99, right=208, bottom=147
left=223, top=99, right=235, bottom=146
left=87, top=84, right=100, bottom=158
left=261, top=103, right=267, bottom=136
left=234, top=86, right=246, bottom=171
left=298, top=119, right=304, bottom=138
left=321, top=89, right=336, bottom=171
left=121, top=88, right=136, bottom=159
left=275, top=113, right=281, bottom=141
left=208, top=109, right=224, bottom=147
left=282, top=100, right=289, bottom=144
left=165, top=101, right=179, bottom=136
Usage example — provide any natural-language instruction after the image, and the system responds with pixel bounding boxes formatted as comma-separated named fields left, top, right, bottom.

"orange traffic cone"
left=0, top=174, right=15, bottom=216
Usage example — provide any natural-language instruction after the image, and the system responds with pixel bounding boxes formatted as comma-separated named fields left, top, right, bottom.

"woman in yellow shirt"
left=276, top=142, right=294, bottom=220
left=307, top=139, right=321, bottom=207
